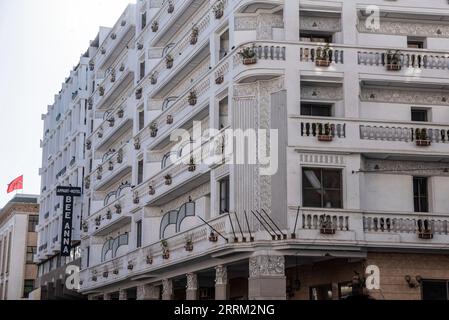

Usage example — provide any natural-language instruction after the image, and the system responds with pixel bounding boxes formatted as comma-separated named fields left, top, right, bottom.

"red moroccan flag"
left=7, top=175, right=23, bottom=194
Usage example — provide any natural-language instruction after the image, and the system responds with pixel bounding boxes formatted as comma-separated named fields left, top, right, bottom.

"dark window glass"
left=137, top=160, right=144, bottom=185
left=301, top=103, right=332, bottom=117
left=411, top=109, right=428, bottom=122
left=26, top=247, right=36, bottom=263
left=28, top=215, right=39, bottom=232
left=300, top=32, right=333, bottom=43
left=219, top=177, right=230, bottom=214
left=86, top=246, right=90, bottom=268
left=422, top=281, right=448, bottom=300
left=138, top=110, right=145, bottom=131
left=139, top=61, right=145, bottom=80
left=302, top=168, right=343, bottom=208
left=413, top=177, right=429, bottom=212
left=141, top=12, right=147, bottom=30
left=136, top=220, right=142, bottom=248
left=23, top=280, right=35, bottom=298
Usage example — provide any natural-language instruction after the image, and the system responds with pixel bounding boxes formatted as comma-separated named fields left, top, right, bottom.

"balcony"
left=80, top=213, right=229, bottom=292
left=94, top=5, right=136, bottom=71
left=291, top=117, right=449, bottom=155
left=92, top=53, right=134, bottom=111
left=300, top=44, right=345, bottom=68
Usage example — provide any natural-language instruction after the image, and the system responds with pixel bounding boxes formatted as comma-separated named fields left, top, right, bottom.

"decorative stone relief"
left=160, top=182, right=210, bottom=214
left=301, top=85, right=344, bottom=101
left=186, top=273, right=198, bottom=290
left=300, top=16, right=342, bottom=32
left=215, top=265, right=228, bottom=285
left=364, top=159, right=449, bottom=176
left=162, top=279, right=173, bottom=296
left=235, top=14, right=284, bottom=40
left=357, top=19, right=449, bottom=38
left=299, top=153, right=345, bottom=165
left=360, top=87, right=449, bottom=106
left=249, top=255, right=285, bottom=278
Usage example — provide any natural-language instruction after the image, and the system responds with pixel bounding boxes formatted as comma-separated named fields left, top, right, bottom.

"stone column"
left=248, top=254, right=286, bottom=300
left=186, top=273, right=199, bottom=300
left=119, top=289, right=127, bottom=300
left=103, top=293, right=111, bottom=300
left=137, top=284, right=160, bottom=300
left=162, top=279, right=174, bottom=300
left=215, top=265, right=228, bottom=300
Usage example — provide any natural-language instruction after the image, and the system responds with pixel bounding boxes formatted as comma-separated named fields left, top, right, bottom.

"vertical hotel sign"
left=56, top=186, right=82, bottom=256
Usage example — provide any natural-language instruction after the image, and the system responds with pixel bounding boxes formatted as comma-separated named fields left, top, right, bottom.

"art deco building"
left=40, top=0, right=449, bottom=300
left=0, top=195, right=39, bottom=300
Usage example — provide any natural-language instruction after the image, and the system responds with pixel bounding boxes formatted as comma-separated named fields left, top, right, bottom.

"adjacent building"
left=0, top=195, right=39, bottom=300
left=39, top=0, right=449, bottom=300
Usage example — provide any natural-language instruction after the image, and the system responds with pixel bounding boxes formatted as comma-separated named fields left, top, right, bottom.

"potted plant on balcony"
left=101, top=47, right=106, bottom=55
left=315, top=43, right=332, bottom=67
left=92, top=273, right=98, bottom=282
left=86, top=140, right=92, bottom=150
left=184, top=236, right=194, bottom=252
left=113, top=269, right=119, bottom=275
left=103, top=270, right=109, bottom=278
left=117, top=149, right=123, bottom=164
left=386, top=50, right=402, bottom=71
left=89, top=60, right=95, bottom=71
left=110, top=68, right=116, bottom=82
left=215, top=72, right=224, bottom=85
left=418, top=219, right=433, bottom=239
left=150, top=72, right=158, bottom=85
left=146, top=255, right=153, bottom=265
left=108, top=161, right=114, bottom=171
left=97, top=166, right=103, bottom=180
left=110, top=32, right=117, bottom=40
left=164, top=114, right=173, bottom=125
left=166, top=54, right=174, bottom=69
left=317, top=123, right=333, bottom=142
left=415, top=128, right=431, bottom=146
left=127, top=261, right=134, bottom=270
left=238, top=45, right=257, bottom=65
left=117, top=108, right=124, bottom=118
left=106, top=209, right=112, bottom=220
left=137, top=43, right=144, bottom=50
left=107, top=117, right=115, bottom=127
left=209, top=231, right=218, bottom=242
left=82, top=221, right=89, bottom=232
left=167, top=0, right=174, bottom=13
left=161, top=240, right=170, bottom=259
left=134, top=137, right=141, bottom=150
left=99, top=85, right=105, bottom=96
left=188, top=156, right=196, bottom=172
left=135, top=88, right=143, bottom=100
left=150, top=121, right=158, bottom=137
left=190, top=27, right=199, bottom=45
left=188, top=90, right=197, bottom=106
left=115, top=203, right=122, bottom=214
left=213, top=0, right=224, bottom=19
left=95, top=215, right=101, bottom=226
left=88, top=97, right=93, bottom=110
left=97, top=128, right=103, bottom=138
left=164, top=174, right=172, bottom=185
left=84, top=177, right=91, bottom=189
left=151, top=21, right=159, bottom=32
left=119, top=63, right=125, bottom=72
left=133, top=191, right=140, bottom=204
left=319, top=215, right=336, bottom=235
left=121, top=19, right=126, bottom=27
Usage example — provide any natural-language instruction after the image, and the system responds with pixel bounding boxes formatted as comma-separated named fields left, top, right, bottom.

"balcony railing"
left=300, top=45, right=344, bottom=65
left=300, top=121, right=346, bottom=139
left=360, top=125, right=449, bottom=144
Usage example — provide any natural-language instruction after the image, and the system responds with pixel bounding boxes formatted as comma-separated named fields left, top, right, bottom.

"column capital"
left=249, top=255, right=285, bottom=278
left=186, top=273, right=198, bottom=291
left=215, top=265, right=228, bottom=285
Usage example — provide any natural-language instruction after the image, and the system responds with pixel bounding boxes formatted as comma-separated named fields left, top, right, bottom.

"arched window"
left=101, top=239, right=113, bottom=262
left=101, top=234, right=129, bottom=262
left=159, top=201, right=196, bottom=239
left=161, top=151, right=177, bottom=169
left=159, top=210, right=178, bottom=239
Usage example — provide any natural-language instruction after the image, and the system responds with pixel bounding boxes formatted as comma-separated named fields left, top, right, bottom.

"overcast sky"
left=0, top=0, right=134, bottom=207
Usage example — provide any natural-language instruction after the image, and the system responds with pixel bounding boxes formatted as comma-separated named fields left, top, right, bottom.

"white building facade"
left=40, top=0, right=449, bottom=300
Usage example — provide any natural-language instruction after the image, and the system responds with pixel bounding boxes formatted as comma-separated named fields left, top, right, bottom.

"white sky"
left=0, top=0, right=134, bottom=207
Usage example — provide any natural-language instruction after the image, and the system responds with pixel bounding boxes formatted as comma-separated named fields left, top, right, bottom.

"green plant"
left=316, top=43, right=331, bottom=61
left=238, top=45, right=256, bottom=59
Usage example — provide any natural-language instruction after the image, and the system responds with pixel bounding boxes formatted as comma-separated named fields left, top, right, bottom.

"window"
left=422, top=280, right=448, bottom=300
left=411, top=108, right=428, bottom=122
left=300, top=32, right=333, bottom=43
left=301, top=103, right=332, bottom=117
left=219, top=29, right=229, bottom=60
left=86, top=246, right=90, bottom=268
left=136, top=220, right=142, bottom=248
left=139, top=60, right=145, bottom=81
left=302, top=168, right=343, bottom=208
left=23, top=280, right=34, bottom=298
left=137, top=159, right=144, bottom=185
left=141, top=12, right=147, bottom=30
left=28, top=215, right=39, bottom=232
left=138, top=109, right=145, bottom=131
left=26, top=246, right=36, bottom=263
left=413, top=177, right=429, bottom=212
left=407, top=36, right=426, bottom=49
left=219, top=97, right=229, bottom=129
left=219, top=177, right=230, bottom=214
